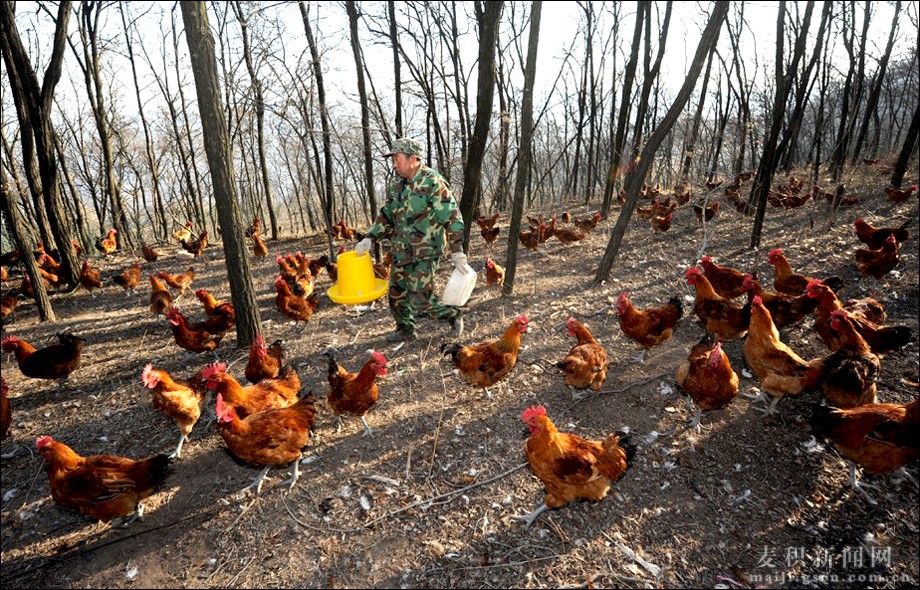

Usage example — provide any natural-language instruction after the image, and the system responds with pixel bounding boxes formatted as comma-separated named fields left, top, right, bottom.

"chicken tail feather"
left=440, top=342, right=462, bottom=362
left=668, top=296, right=684, bottom=320
left=873, top=325, right=913, bottom=353
left=823, top=276, right=846, bottom=294
left=324, top=349, right=339, bottom=377
left=144, top=453, right=173, bottom=489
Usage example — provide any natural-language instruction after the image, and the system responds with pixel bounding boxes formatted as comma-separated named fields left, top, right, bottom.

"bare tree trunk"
left=459, top=0, right=504, bottom=250
left=0, top=0, right=79, bottom=287
left=52, top=132, right=92, bottom=249
left=233, top=1, right=279, bottom=241
left=503, top=1, right=541, bottom=296
left=851, top=0, right=902, bottom=163
left=173, top=5, right=208, bottom=230
left=594, top=1, right=729, bottom=284
left=890, top=99, right=920, bottom=189
left=680, top=49, right=715, bottom=180
left=749, top=1, right=815, bottom=248
left=829, top=2, right=871, bottom=182
left=388, top=1, right=403, bottom=137
left=119, top=3, right=167, bottom=241
left=1, top=177, right=55, bottom=320
left=777, top=1, right=831, bottom=171
left=601, top=3, right=643, bottom=215
left=346, top=0, right=379, bottom=240
left=180, top=1, right=261, bottom=348
left=629, top=1, right=673, bottom=163
left=299, top=1, right=336, bottom=258
left=0, top=108, right=51, bottom=246
left=73, top=1, right=132, bottom=250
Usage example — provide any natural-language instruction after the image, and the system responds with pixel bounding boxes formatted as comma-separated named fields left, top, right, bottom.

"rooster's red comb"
left=36, top=436, right=53, bottom=450
left=201, top=362, right=227, bottom=379
left=752, top=295, right=763, bottom=306
left=768, top=248, right=784, bottom=257
left=141, top=363, right=157, bottom=388
left=521, top=405, right=547, bottom=423
left=371, top=351, right=387, bottom=365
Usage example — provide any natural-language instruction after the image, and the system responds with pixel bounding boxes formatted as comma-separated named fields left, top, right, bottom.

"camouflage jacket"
left=367, top=165, right=464, bottom=267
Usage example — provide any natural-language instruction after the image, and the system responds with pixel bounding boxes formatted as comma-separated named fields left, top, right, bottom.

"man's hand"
left=355, top=237, right=373, bottom=257
left=451, top=252, right=468, bottom=268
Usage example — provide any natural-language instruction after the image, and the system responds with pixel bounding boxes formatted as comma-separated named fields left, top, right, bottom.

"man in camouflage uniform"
left=355, top=138, right=470, bottom=342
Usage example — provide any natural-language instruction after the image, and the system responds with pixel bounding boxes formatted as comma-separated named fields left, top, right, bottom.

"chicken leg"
left=512, top=503, right=549, bottom=528
left=117, top=503, right=146, bottom=527
left=846, top=462, right=879, bottom=505
left=685, top=397, right=703, bottom=432
left=280, top=458, right=301, bottom=493
left=242, top=466, right=272, bottom=495
left=360, top=416, right=373, bottom=437
left=169, top=433, right=189, bottom=459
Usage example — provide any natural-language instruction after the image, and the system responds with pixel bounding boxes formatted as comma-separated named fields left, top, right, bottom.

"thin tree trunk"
left=459, top=0, right=504, bottom=251
left=681, top=49, right=715, bottom=180
left=890, top=99, right=920, bottom=189
left=74, top=1, right=132, bottom=250
left=601, top=3, right=643, bottom=215
left=594, top=1, right=729, bottom=284
left=388, top=1, right=403, bottom=137
left=851, top=0, right=902, bottom=163
left=0, top=0, right=79, bottom=287
left=180, top=1, right=261, bottom=348
left=503, top=1, right=541, bottom=296
left=233, top=1, right=279, bottom=241
left=1, top=175, right=55, bottom=320
left=346, top=0, right=378, bottom=243
left=750, top=1, right=815, bottom=248
left=300, top=1, right=336, bottom=258
left=119, top=3, right=167, bottom=241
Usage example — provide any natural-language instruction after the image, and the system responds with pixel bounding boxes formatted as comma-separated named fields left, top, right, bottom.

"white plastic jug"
left=441, top=264, right=477, bottom=306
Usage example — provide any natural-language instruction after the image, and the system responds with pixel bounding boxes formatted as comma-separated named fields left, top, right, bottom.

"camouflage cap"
left=384, top=137, right=424, bottom=159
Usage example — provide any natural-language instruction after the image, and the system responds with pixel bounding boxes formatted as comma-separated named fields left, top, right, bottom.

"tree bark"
left=502, top=1, right=541, bottom=296
left=180, top=1, right=261, bottom=348
left=890, top=99, right=920, bottom=189
left=74, top=1, right=132, bottom=249
left=594, top=0, right=729, bottom=284
left=346, top=0, right=379, bottom=239
left=388, top=1, right=403, bottom=137
left=0, top=0, right=79, bottom=287
left=1, top=176, right=56, bottom=320
left=749, top=1, right=815, bottom=248
left=851, top=0, right=901, bottom=163
left=601, top=2, right=643, bottom=215
left=300, top=1, right=336, bottom=258
left=459, top=0, right=504, bottom=251
left=233, top=1, right=279, bottom=241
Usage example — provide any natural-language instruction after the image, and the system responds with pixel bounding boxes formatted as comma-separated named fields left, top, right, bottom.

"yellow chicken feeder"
left=327, top=251, right=388, bottom=305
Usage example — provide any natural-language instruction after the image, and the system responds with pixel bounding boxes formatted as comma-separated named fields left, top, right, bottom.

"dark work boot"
left=386, top=328, right=417, bottom=343
left=449, top=313, right=464, bottom=338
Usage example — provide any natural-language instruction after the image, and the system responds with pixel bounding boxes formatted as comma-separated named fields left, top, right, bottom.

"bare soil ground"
left=1, top=165, right=918, bottom=589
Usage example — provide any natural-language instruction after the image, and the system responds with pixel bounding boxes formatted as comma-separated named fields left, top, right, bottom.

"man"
left=355, top=137, right=470, bottom=343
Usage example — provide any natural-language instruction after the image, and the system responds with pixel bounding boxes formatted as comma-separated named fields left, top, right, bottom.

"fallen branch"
left=565, top=373, right=669, bottom=411
left=362, top=462, right=529, bottom=529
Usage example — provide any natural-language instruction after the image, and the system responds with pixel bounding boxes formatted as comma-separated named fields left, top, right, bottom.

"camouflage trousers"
left=388, top=257, right=460, bottom=331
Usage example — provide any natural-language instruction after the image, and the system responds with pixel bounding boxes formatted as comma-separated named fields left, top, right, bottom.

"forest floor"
left=1, top=162, right=918, bottom=589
